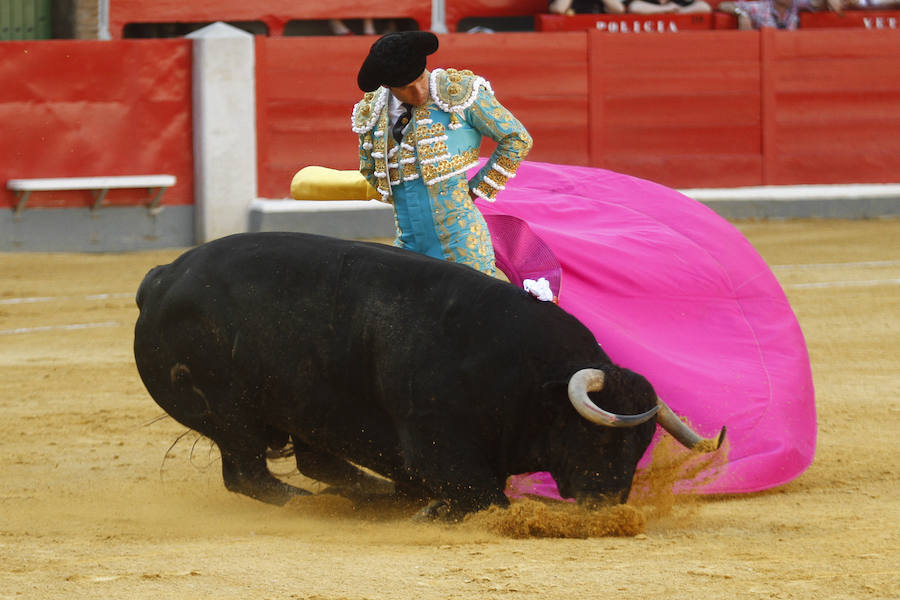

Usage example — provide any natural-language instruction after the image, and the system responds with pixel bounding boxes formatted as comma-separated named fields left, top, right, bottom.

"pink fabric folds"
left=483, top=213, right=562, bottom=300
left=474, top=160, right=816, bottom=496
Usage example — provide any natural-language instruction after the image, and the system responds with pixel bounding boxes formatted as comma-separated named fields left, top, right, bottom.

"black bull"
left=134, top=232, right=724, bottom=519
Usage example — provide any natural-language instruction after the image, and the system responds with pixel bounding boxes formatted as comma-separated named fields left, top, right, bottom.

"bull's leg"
left=220, top=443, right=310, bottom=506
left=291, top=440, right=394, bottom=497
left=411, top=465, right=509, bottom=521
left=290, top=440, right=432, bottom=503
left=161, top=370, right=310, bottom=505
left=388, top=475, right=432, bottom=502
left=400, top=428, right=509, bottom=521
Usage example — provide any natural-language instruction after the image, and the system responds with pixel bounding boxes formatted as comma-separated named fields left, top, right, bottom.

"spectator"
left=718, top=0, right=840, bottom=29
left=844, top=0, right=900, bottom=7
left=627, top=0, right=712, bottom=13
left=549, top=0, right=627, bottom=15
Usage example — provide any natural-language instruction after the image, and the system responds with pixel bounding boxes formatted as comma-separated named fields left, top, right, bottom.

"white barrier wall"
left=187, top=22, right=257, bottom=243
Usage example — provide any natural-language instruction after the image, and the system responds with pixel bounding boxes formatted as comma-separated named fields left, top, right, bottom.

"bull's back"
left=152, top=232, right=591, bottom=366
left=132, top=231, right=490, bottom=389
left=133, top=231, right=595, bottom=412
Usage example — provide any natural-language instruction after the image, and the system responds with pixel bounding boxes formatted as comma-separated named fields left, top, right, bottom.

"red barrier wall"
left=588, top=30, right=763, bottom=188
left=762, top=28, right=900, bottom=185
left=256, top=32, right=589, bottom=198
left=255, top=37, right=370, bottom=200
left=434, top=33, right=589, bottom=166
left=0, top=39, right=193, bottom=210
left=258, top=29, right=900, bottom=195
left=3, top=29, right=899, bottom=209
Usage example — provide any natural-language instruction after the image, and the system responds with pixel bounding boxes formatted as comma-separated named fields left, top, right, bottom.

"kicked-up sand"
left=1, top=218, right=898, bottom=599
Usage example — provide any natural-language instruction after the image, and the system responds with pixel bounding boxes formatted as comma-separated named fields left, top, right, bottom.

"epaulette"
left=351, top=88, right=389, bottom=134
left=429, top=68, right=493, bottom=129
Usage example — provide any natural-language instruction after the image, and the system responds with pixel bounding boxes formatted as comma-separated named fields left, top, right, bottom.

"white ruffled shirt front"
left=388, top=94, right=412, bottom=139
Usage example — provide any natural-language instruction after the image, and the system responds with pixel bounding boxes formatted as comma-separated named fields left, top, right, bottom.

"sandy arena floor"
left=1, top=219, right=898, bottom=599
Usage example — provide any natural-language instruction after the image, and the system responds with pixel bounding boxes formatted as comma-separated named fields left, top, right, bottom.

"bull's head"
left=567, top=368, right=726, bottom=452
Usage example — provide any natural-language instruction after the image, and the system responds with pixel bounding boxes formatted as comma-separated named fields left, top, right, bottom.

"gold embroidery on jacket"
left=421, top=148, right=480, bottom=186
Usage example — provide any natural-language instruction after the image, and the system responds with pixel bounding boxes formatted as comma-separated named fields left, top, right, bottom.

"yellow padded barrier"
left=290, top=166, right=380, bottom=201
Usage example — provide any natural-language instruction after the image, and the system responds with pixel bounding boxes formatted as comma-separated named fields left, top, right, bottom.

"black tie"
left=392, top=103, right=412, bottom=143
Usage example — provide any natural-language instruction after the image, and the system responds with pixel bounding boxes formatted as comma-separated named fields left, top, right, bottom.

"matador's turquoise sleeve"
left=465, top=88, right=533, bottom=202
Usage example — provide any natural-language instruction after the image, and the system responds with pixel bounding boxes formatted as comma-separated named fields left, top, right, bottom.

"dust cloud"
left=271, top=430, right=729, bottom=540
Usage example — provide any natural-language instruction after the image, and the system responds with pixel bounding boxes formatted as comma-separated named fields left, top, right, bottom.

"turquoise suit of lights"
left=352, top=68, right=533, bottom=275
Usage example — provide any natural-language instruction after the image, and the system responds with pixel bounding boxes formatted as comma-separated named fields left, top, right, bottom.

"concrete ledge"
left=7, top=183, right=899, bottom=252
left=248, top=199, right=395, bottom=239
left=680, top=184, right=900, bottom=219
left=0, top=205, right=194, bottom=252
left=250, top=184, right=900, bottom=243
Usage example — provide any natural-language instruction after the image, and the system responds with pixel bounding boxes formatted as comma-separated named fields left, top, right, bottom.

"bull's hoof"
left=412, top=499, right=454, bottom=522
left=266, top=444, right=294, bottom=459
left=256, top=481, right=311, bottom=506
left=287, top=483, right=313, bottom=497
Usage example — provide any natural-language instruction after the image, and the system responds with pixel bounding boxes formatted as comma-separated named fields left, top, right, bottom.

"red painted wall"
left=588, top=30, right=763, bottom=188
left=762, top=28, right=900, bottom=185
left=255, top=36, right=369, bottom=200
left=3, top=28, right=899, bottom=209
left=0, top=39, right=193, bottom=210
left=256, top=32, right=590, bottom=198
left=257, top=29, right=900, bottom=196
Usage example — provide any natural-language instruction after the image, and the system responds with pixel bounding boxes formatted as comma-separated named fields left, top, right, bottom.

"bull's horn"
left=655, top=397, right=726, bottom=452
left=568, top=369, right=659, bottom=428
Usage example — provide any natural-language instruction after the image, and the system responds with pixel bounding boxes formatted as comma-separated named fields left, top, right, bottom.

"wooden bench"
left=7, top=175, right=177, bottom=216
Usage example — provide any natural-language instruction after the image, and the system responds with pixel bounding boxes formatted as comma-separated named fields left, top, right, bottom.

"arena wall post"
left=187, top=22, right=257, bottom=243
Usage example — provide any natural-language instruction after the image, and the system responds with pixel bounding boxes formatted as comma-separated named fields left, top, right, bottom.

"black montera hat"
left=357, top=31, right=439, bottom=92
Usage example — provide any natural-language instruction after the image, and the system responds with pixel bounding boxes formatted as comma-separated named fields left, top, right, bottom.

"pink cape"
left=472, top=161, right=816, bottom=497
